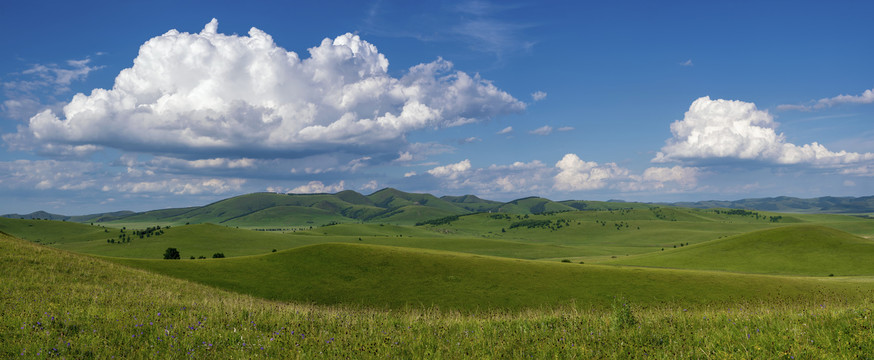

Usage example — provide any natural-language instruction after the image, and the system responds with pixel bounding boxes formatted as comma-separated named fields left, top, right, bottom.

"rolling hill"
left=111, top=242, right=874, bottom=311
left=609, top=225, right=874, bottom=276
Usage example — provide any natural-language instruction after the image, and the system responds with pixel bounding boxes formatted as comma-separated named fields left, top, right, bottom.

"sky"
left=1, top=0, right=872, bottom=215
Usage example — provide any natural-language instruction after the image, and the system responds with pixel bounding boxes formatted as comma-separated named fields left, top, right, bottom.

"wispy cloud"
left=362, top=0, right=536, bottom=59
left=1, top=57, right=103, bottom=121
left=680, top=59, right=693, bottom=67
left=778, top=88, right=874, bottom=111
left=529, top=125, right=552, bottom=136
left=459, top=136, right=481, bottom=144
left=497, top=126, right=513, bottom=135
left=531, top=91, right=547, bottom=101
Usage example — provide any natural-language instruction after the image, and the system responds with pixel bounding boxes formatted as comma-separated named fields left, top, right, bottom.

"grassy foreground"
left=3, top=232, right=874, bottom=359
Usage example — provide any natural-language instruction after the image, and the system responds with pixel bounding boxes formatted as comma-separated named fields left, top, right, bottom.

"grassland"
left=4, top=199, right=874, bottom=358
left=609, top=225, right=874, bottom=276
left=4, top=232, right=874, bottom=359
left=112, top=242, right=874, bottom=311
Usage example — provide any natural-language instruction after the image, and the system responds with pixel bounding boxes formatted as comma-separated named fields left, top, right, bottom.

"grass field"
left=4, top=202, right=874, bottom=358
left=3, top=232, right=874, bottom=359
left=609, top=225, right=874, bottom=276
left=111, top=242, right=874, bottom=311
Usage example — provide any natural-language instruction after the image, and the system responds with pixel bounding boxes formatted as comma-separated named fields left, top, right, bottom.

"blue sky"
left=1, top=0, right=872, bottom=214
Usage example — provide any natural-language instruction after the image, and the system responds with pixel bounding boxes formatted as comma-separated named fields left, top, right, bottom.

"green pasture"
left=609, top=225, right=874, bottom=276
left=111, top=242, right=874, bottom=312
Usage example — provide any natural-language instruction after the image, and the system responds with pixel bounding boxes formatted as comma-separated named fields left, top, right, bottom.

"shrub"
left=611, top=298, right=637, bottom=330
left=163, top=247, right=180, bottom=260
left=212, top=253, right=225, bottom=259
left=561, top=259, right=571, bottom=263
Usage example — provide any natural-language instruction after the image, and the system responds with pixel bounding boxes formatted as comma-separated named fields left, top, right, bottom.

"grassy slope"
left=112, top=242, right=874, bottom=312
left=51, top=223, right=322, bottom=259
left=220, top=205, right=351, bottom=227
left=0, top=217, right=111, bottom=244
left=609, top=225, right=874, bottom=276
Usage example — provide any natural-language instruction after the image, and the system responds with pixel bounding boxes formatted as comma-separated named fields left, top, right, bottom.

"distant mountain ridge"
left=671, top=195, right=874, bottom=214
left=1, top=210, right=136, bottom=223
left=3, top=190, right=872, bottom=226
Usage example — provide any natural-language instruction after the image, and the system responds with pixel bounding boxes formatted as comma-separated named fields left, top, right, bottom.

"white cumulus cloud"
left=654, top=96, right=874, bottom=166
left=427, top=159, right=471, bottom=179
left=531, top=91, right=547, bottom=101
left=9, top=19, right=524, bottom=159
left=553, top=154, right=628, bottom=191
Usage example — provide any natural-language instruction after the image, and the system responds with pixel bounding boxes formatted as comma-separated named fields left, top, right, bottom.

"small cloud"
left=497, top=126, right=513, bottom=135
left=395, top=151, right=414, bottom=162
left=531, top=91, right=547, bottom=101
left=22, top=57, right=103, bottom=88
left=360, top=180, right=379, bottom=191
left=529, top=125, right=553, bottom=136
left=459, top=136, right=481, bottom=144
left=427, top=159, right=471, bottom=179
left=404, top=171, right=417, bottom=177
left=557, top=126, right=574, bottom=132
left=779, top=88, right=874, bottom=111
left=289, top=180, right=345, bottom=194
left=680, top=59, right=693, bottom=67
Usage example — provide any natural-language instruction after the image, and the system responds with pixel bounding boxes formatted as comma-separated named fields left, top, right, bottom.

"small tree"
left=163, top=247, right=180, bottom=260
left=212, top=252, right=225, bottom=258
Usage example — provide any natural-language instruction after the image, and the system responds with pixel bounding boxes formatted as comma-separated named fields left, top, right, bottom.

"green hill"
left=441, top=194, right=503, bottom=212
left=496, top=197, right=578, bottom=214
left=610, top=225, right=874, bottom=276
left=113, top=242, right=874, bottom=311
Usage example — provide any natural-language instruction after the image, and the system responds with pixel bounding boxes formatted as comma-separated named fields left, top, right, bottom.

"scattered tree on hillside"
left=163, top=247, right=180, bottom=260
left=212, top=253, right=225, bottom=258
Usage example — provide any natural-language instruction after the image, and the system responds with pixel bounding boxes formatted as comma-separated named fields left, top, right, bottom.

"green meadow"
left=3, top=195, right=874, bottom=358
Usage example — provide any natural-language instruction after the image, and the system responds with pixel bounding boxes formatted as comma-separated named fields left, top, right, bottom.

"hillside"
left=609, top=225, right=874, bottom=276
left=112, top=242, right=874, bottom=311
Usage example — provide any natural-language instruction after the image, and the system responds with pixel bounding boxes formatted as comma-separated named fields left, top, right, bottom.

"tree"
left=163, top=247, right=180, bottom=260
left=212, top=252, right=225, bottom=258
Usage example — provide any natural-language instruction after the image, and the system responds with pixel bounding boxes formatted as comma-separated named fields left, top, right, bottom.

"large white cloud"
left=654, top=96, right=874, bottom=166
left=10, top=19, right=524, bottom=158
